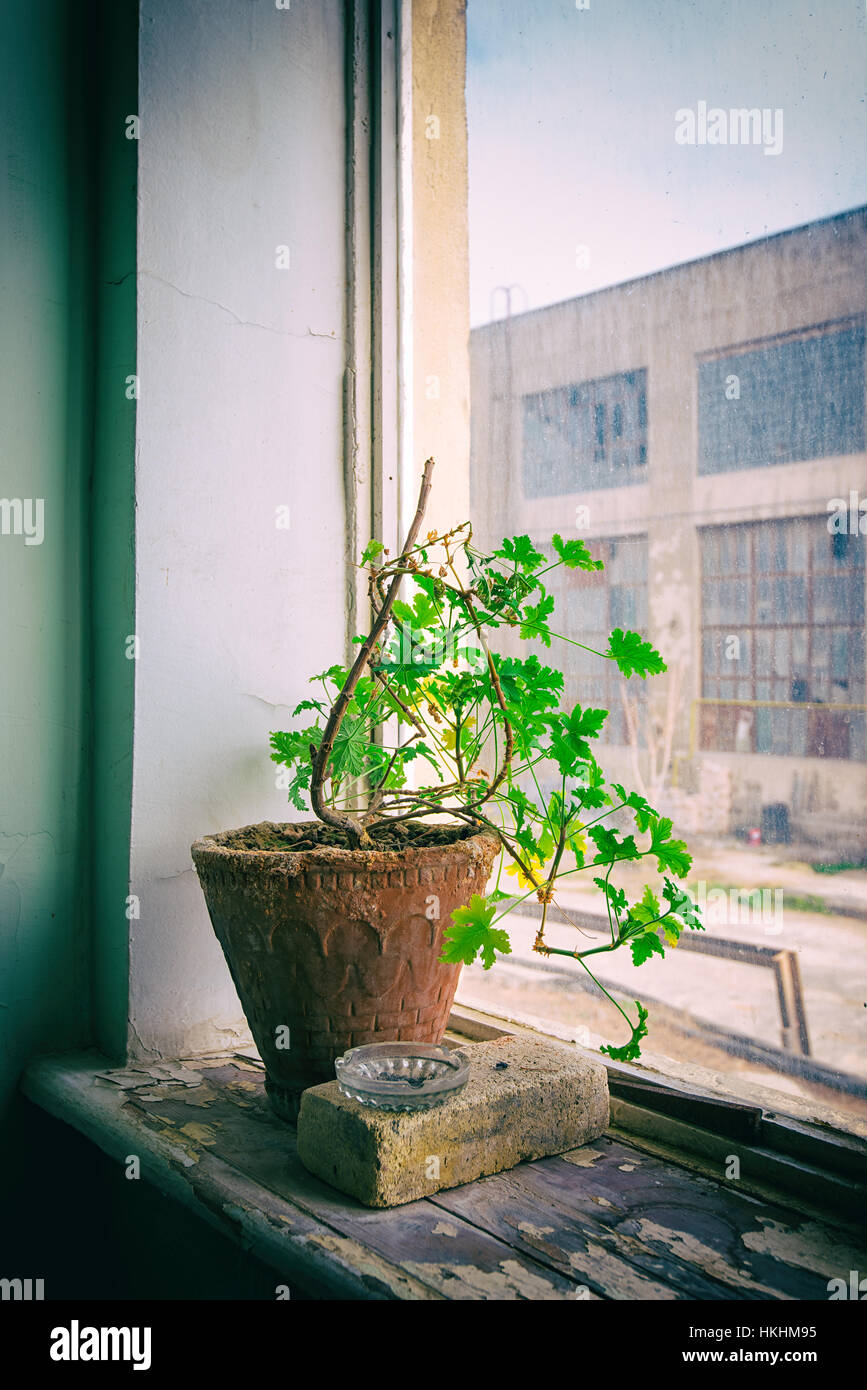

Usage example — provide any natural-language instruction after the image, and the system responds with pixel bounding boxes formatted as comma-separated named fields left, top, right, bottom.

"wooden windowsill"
left=20, top=1048, right=867, bottom=1301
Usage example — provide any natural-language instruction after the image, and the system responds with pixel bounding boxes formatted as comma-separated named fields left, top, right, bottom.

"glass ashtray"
left=334, top=1042, right=470, bottom=1111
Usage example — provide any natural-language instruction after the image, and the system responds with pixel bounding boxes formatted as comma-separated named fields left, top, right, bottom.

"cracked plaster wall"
left=128, top=0, right=348, bottom=1058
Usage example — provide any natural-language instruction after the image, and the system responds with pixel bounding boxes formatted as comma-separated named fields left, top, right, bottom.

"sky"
left=467, top=0, right=867, bottom=324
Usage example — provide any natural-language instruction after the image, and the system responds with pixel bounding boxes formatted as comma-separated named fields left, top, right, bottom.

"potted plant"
left=192, top=457, right=702, bottom=1120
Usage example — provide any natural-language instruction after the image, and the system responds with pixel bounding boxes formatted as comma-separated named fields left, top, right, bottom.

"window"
left=700, top=517, right=866, bottom=759
left=698, top=324, right=866, bottom=475
left=466, top=0, right=867, bottom=1128
left=523, top=369, right=648, bottom=497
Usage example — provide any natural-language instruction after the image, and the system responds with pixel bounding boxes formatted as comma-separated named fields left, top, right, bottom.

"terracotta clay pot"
left=191, top=822, right=501, bottom=1121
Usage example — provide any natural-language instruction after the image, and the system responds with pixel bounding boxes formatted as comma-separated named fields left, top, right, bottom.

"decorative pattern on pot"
left=191, top=822, right=500, bottom=1122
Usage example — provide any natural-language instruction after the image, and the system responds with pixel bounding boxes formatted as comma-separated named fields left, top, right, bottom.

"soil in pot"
left=218, top=820, right=481, bottom=853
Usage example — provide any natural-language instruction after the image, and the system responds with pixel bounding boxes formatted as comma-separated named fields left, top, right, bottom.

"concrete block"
left=296, top=1035, right=609, bottom=1207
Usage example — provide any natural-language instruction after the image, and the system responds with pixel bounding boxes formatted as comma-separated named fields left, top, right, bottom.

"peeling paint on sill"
left=561, top=1146, right=605, bottom=1167
left=740, top=1216, right=866, bottom=1280
left=632, top=1220, right=788, bottom=1299
left=403, top=1258, right=579, bottom=1301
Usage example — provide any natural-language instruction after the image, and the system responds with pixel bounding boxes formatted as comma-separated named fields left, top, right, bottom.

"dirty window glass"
left=698, top=326, right=866, bottom=474
left=463, top=0, right=867, bottom=1128
left=523, top=370, right=648, bottom=495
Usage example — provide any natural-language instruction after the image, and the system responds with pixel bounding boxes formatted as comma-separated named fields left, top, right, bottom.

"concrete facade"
left=471, top=209, right=867, bottom=852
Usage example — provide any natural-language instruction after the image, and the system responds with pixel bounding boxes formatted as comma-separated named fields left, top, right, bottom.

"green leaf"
left=519, top=594, right=555, bottom=646
left=637, top=884, right=661, bottom=921
left=269, top=726, right=319, bottom=765
left=600, top=1002, right=649, bottom=1063
left=268, top=728, right=318, bottom=812
left=548, top=703, right=608, bottom=774
left=412, top=572, right=440, bottom=601
left=495, top=654, right=564, bottom=751
left=567, top=834, right=587, bottom=866
left=282, top=770, right=312, bottom=812
left=371, top=621, right=443, bottom=682
left=551, top=533, right=604, bottom=571
left=496, top=654, right=564, bottom=706
left=503, top=784, right=536, bottom=835
left=391, top=599, right=415, bottom=624
left=360, top=539, right=385, bottom=566
left=662, top=878, right=705, bottom=930
left=606, top=628, right=667, bottom=679
left=593, top=877, right=628, bottom=914
left=624, top=884, right=662, bottom=937
left=494, top=535, right=546, bottom=572
left=661, top=918, right=681, bottom=948
left=588, top=824, right=640, bottom=865
left=440, top=894, right=512, bottom=970
left=292, top=698, right=325, bottom=716
left=392, top=587, right=440, bottom=631
left=312, top=663, right=348, bottom=685
left=611, top=783, right=657, bottom=833
left=649, top=816, right=692, bottom=878
left=330, top=716, right=370, bottom=779
left=630, top=931, right=665, bottom=967
left=512, top=823, right=544, bottom=861
left=537, top=823, right=556, bottom=860
left=569, top=757, right=611, bottom=810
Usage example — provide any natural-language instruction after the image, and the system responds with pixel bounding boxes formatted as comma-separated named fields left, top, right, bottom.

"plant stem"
left=310, top=457, right=435, bottom=846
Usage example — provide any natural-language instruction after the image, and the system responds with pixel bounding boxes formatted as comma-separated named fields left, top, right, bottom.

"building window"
left=698, top=323, right=866, bottom=475
left=700, top=517, right=865, bottom=759
left=522, top=369, right=648, bottom=497
left=553, top=534, right=648, bottom=745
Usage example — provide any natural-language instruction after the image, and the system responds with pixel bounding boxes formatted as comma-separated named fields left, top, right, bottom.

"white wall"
left=130, top=0, right=348, bottom=1057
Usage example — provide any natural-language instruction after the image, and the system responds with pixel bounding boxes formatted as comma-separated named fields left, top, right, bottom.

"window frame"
left=696, top=317, right=867, bottom=477
left=101, top=0, right=866, bottom=1152
left=697, top=515, right=865, bottom=760
left=522, top=367, right=649, bottom=498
